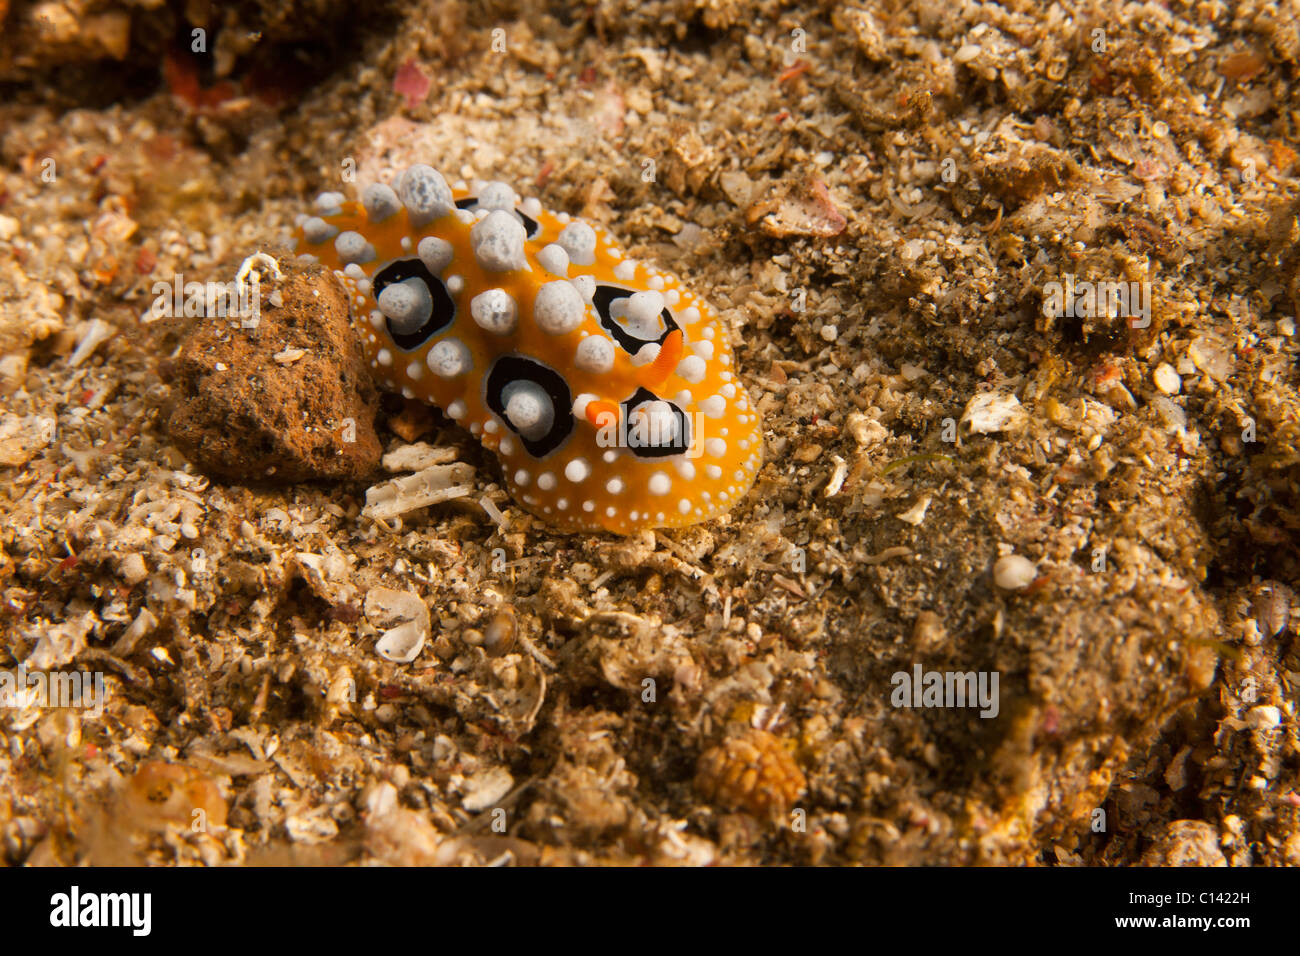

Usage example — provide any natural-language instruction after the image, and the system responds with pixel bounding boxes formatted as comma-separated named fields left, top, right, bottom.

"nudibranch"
left=293, top=164, right=762, bottom=534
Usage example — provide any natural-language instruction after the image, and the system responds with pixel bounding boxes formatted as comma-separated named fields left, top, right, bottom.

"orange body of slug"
left=294, top=165, right=762, bottom=533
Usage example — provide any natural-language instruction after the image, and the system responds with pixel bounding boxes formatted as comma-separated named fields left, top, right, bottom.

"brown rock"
left=166, top=262, right=382, bottom=483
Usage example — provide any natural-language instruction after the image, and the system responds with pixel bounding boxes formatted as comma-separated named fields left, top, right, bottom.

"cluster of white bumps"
left=304, top=165, right=762, bottom=528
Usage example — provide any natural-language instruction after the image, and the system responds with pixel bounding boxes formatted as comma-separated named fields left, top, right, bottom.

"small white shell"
left=364, top=586, right=432, bottom=664
left=375, top=620, right=427, bottom=664
left=993, top=554, right=1038, bottom=591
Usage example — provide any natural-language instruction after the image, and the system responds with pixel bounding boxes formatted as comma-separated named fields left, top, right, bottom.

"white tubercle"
left=418, top=236, right=454, bottom=274
left=397, top=164, right=454, bottom=226
left=377, top=278, right=432, bottom=334
left=471, top=209, right=529, bottom=272
left=533, top=280, right=585, bottom=335
left=426, top=338, right=471, bottom=378
left=334, top=231, right=375, bottom=264
left=361, top=183, right=401, bottom=222
left=574, top=334, right=615, bottom=373
left=477, top=181, right=517, bottom=210
left=557, top=221, right=597, bottom=265
left=471, top=288, right=519, bottom=335
left=537, top=243, right=570, bottom=276
left=503, top=381, right=554, bottom=440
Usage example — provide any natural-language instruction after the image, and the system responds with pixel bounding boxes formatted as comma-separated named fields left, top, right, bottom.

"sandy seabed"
left=1, top=0, right=1298, bottom=866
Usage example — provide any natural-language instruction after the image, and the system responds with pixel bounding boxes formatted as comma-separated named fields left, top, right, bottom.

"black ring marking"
left=455, top=196, right=542, bottom=239
left=485, top=355, right=575, bottom=458
left=620, top=387, right=691, bottom=458
left=592, top=284, right=680, bottom=355
left=372, top=259, right=456, bottom=351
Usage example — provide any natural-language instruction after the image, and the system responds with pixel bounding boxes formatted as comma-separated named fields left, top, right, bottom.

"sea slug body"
left=293, top=165, right=763, bottom=534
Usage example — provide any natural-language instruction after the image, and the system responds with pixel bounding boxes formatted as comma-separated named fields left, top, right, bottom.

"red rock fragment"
left=394, top=57, right=431, bottom=110
left=165, top=262, right=382, bottom=483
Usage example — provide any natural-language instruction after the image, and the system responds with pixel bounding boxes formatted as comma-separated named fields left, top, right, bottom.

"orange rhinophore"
left=293, top=165, right=763, bottom=533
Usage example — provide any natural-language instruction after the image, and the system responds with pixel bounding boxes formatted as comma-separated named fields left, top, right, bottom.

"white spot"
left=397, top=164, right=454, bottom=225
left=418, top=236, right=455, bottom=274
left=706, top=464, right=722, bottom=479
left=629, top=343, right=660, bottom=367
left=301, top=217, right=337, bottom=243
left=699, top=395, right=726, bottom=418
left=571, top=275, right=595, bottom=303
left=691, top=340, right=715, bottom=360
left=676, top=356, right=707, bottom=383
left=565, top=458, right=591, bottom=482
left=677, top=499, right=691, bottom=514
left=534, top=280, right=585, bottom=335
left=503, top=381, right=555, bottom=440
left=361, top=183, right=401, bottom=222
left=447, top=275, right=464, bottom=294
left=705, top=438, right=727, bottom=458
left=574, top=334, right=615, bottom=374
left=628, top=400, right=680, bottom=447
left=335, top=231, right=375, bottom=264
left=514, top=469, right=531, bottom=486
left=471, top=289, right=519, bottom=335
left=625, top=291, right=665, bottom=337
left=613, top=260, right=637, bottom=281
left=648, top=472, right=671, bottom=495
left=537, top=243, right=570, bottom=276
left=675, top=459, right=695, bottom=480
left=583, top=500, right=595, bottom=512
left=606, top=477, right=624, bottom=495
left=315, top=191, right=345, bottom=214
left=405, top=361, right=423, bottom=380
left=377, top=277, right=433, bottom=334
left=557, top=221, right=597, bottom=265
left=447, top=399, right=467, bottom=419
left=377, top=349, right=393, bottom=366
left=538, top=472, right=557, bottom=491
left=680, top=306, right=701, bottom=324
left=477, top=181, right=517, bottom=210
left=471, top=209, right=529, bottom=272
left=499, top=435, right=516, bottom=456
left=427, top=338, right=471, bottom=378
